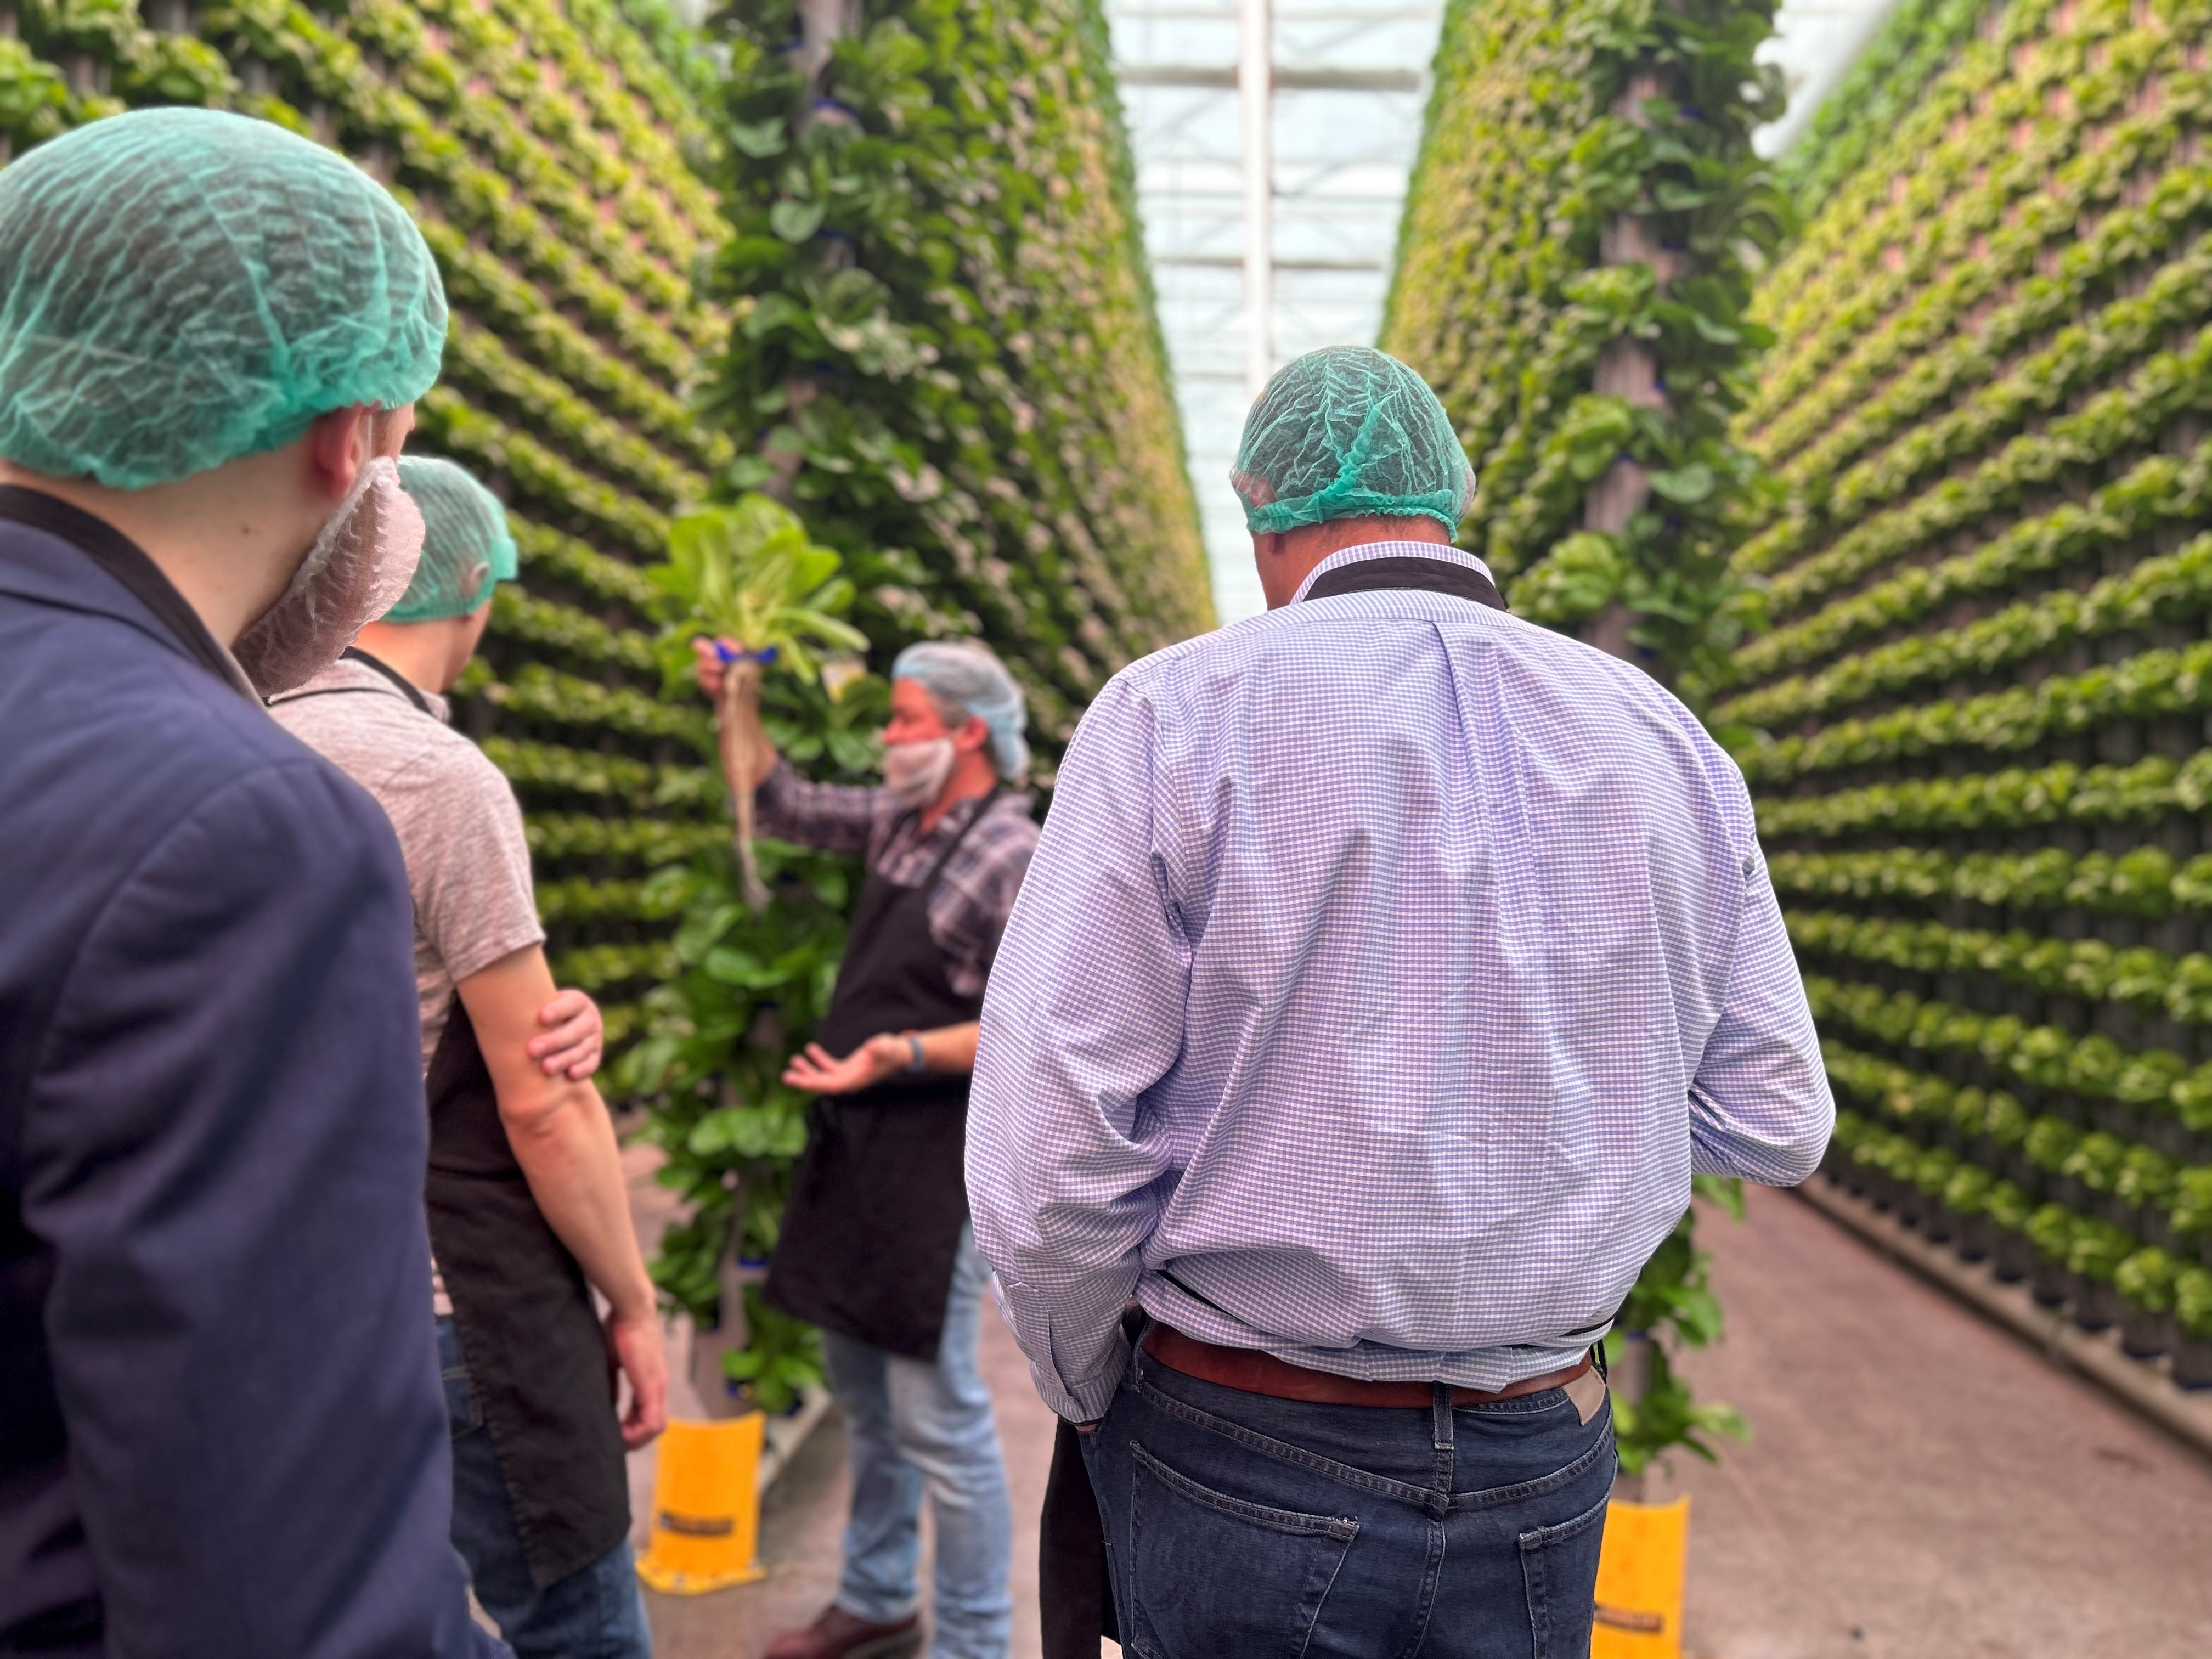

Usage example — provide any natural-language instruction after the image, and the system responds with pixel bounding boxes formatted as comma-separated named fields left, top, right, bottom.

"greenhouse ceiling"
left=1101, top=0, right=1906, bottom=624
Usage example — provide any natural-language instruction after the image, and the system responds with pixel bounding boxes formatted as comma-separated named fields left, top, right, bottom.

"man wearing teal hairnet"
left=275, top=455, right=665, bottom=1658
left=974, top=345, right=1830, bottom=1658
left=0, top=110, right=507, bottom=1657
left=693, top=636, right=1034, bottom=1659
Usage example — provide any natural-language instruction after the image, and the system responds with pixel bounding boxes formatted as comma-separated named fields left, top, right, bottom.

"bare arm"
left=782, top=1020, right=981, bottom=1094
left=458, top=946, right=667, bottom=1449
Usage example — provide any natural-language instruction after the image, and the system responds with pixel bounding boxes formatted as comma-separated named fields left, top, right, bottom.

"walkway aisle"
left=1649, top=1187, right=2212, bottom=1659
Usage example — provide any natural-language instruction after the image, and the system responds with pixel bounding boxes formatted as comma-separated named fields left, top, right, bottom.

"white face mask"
left=882, top=736, right=956, bottom=808
left=233, top=455, right=426, bottom=697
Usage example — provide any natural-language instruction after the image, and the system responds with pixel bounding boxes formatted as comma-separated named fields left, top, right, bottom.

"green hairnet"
left=1229, top=345, right=1476, bottom=534
left=387, top=455, right=518, bottom=622
left=0, top=109, right=447, bottom=489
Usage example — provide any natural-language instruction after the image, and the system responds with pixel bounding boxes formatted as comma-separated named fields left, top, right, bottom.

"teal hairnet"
left=0, top=109, right=447, bottom=489
left=387, top=455, right=518, bottom=622
left=1230, top=345, right=1476, bottom=534
left=893, top=641, right=1030, bottom=780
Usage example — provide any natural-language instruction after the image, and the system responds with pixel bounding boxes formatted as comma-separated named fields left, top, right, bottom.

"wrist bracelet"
left=906, top=1035, right=927, bottom=1074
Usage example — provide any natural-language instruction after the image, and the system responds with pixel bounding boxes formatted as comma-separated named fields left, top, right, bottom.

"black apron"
left=281, top=654, right=629, bottom=1588
left=762, top=791, right=998, bottom=1359
left=424, top=1001, right=630, bottom=1588
left=1036, top=550, right=1507, bottom=1659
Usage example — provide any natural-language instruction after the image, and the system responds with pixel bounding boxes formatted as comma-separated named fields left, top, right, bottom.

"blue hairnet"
left=0, top=109, right=447, bottom=488
left=1230, top=345, right=1475, bottom=534
left=388, top=455, right=518, bottom=621
left=893, top=641, right=1030, bottom=780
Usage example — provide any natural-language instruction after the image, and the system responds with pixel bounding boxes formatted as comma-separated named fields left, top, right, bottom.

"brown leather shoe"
left=764, top=1605, right=922, bottom=1659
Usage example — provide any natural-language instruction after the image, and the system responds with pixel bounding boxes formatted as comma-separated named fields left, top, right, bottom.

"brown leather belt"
left=1140, top=1323, right=1595, bottom=1409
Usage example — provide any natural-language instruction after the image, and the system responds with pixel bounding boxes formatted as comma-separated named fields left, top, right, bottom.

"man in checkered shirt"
left=969, top=347, right=1832, bottom=1658
left=697, top=639, right=1036, bottom=1659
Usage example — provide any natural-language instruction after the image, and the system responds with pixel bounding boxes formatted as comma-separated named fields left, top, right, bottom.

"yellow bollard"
left=634, top=1413, right=770, bottom=1594
left=1591, top=1495, right=1690, bottom=1658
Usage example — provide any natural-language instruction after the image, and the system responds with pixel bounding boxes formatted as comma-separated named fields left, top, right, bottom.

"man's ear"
left=952, top=714, right=991, bottom=754
left=304, top=404, right=377, bottom=504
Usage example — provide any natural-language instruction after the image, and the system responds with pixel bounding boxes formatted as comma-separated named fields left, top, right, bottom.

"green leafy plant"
left=646, top=496, right=866, bottom=909
left=1605, top=1175, right=1751, bottom=1476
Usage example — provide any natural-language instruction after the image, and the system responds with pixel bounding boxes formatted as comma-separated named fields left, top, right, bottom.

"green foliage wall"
left=619, top=0, right=1216, bottom=1393
left=701, top=0, right=1215, bottom=765
left=1380, top=0, right=1787, bottom=685
left=1726, top=0, right=2212, bottom=1358
left=0, top=0, right=730, bottom=1046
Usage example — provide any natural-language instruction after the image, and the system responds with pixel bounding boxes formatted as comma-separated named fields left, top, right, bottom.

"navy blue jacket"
left=0, top=492, right=502, bottom=1657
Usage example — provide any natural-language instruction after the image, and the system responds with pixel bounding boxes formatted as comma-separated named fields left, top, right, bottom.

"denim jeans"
left=819, top=1228, right=1014, bottom=1659
left=1080, top=1344, right=1615, bottom=1659
left=437, top=1317, right=653, bottom=1659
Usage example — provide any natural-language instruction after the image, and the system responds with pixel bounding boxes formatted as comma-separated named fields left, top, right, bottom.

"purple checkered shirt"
left=755, top=763, right=1037, bottom=1001
left=968, top=540, right=1832, bottom=1422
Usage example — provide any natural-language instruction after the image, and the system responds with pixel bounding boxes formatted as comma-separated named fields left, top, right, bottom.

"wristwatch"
left=906, top=1034, right=927, bottom=1074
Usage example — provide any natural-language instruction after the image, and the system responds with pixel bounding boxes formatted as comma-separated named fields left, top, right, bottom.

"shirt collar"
left=0, top=484, right=260, bottom=699
left=277, top=652, right=452, bottom=724
left=1291, top=540, right=1497, bottom=606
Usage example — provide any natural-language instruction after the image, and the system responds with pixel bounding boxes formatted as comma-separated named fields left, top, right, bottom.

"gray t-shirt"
left=270, top=656, right=544, bottom=1063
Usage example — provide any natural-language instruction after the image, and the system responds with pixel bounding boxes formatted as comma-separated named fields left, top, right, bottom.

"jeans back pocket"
left=1519, top=1490, right=1610, bottom=1658
left=1127, top=1440, right=1358, bottom=1659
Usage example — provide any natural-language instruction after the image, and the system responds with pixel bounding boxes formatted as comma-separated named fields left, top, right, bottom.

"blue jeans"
left=820, top=1228, right=1013, bottom=1659
left=437, top=1317, right=653, bottom=1659
left=1081, top=1344, right=1615, bottom=1659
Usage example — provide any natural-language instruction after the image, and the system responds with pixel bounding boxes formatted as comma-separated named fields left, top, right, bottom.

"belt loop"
left=1431, top=1383, right=1454, bottom=1505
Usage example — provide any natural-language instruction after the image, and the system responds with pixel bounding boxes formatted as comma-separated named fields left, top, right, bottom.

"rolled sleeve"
left=1688, top=847, right=1835, bottom=1185
left=968, top=679, right=1190, bottom=1420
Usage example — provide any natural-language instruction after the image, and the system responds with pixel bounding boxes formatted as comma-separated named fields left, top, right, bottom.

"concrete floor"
left=1644, top=1187, right=2212, bottom=1659
left=627, top=1177, right=2212, bottom=1659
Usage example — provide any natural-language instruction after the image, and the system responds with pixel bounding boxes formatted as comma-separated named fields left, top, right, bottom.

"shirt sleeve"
left=1686, top=838, right=1835, bottom=1186
left=22, top=760, right=500, bottom=1658
left=967, top=678, right=1192, bottom=1421
left=753, top=758, right=891, bottom=856
left=387, top=740, right=544, bottom=987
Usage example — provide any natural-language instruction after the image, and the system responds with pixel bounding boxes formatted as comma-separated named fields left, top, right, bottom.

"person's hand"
left=692, top=635, right=743, bottom=701
left=606, top=1307, right=669, bottom=1451
left=783, top=1033, right=910, bottom=1095
left=528, top=987, right=603, bottom=1080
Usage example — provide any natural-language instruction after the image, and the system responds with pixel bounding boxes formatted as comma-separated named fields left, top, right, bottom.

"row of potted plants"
left=1757, top=749, right=2212, bottom=839
left=1754, top=309, right=2212, bottom=629
left=1721, top=519, right=2212, bottom=730
left=1380, top=0, right=1786, bottom=684
left=1768, top=211, right=2212, bottom=516
left=1746, top=71, right=2194, bottom=494
left=1736, top=632, right=2212, bottom=786
left=1773, top=842, right=2212, bottom=918
left=1744, top=0, right=2180, bottom=442
left=1788, top=905, right=2212, bottom=1028
left=1773, top=0, right=1992, bottom=221
left=1803, top=971, right=2212, bottom=1153
left=1736, top=432, right=2212, bottom=686
left=1825, top=1111, right=2212, bottom=1384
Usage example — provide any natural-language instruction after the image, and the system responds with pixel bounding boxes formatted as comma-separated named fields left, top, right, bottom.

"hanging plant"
left=646, top=495, right=867, bottom=910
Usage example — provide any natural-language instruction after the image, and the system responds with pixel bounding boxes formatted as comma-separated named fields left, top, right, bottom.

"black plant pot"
left=1897, top=1187, right=1925, bottom=1228
left=1923, top=1201, right=1955, bottom=1244
left=2119, top=1309, right=2169, bottom=1359
left=2073, top=1280, right=2123, bottom=1332
left=1956, top=1212, right=1991, bottom=1262
left=2031, top=1259, right=2072, bottom=1307
left=1994, top=1232, right=2035, bottom=1282
left=2174, top=1337, right=2212, bottom=1390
